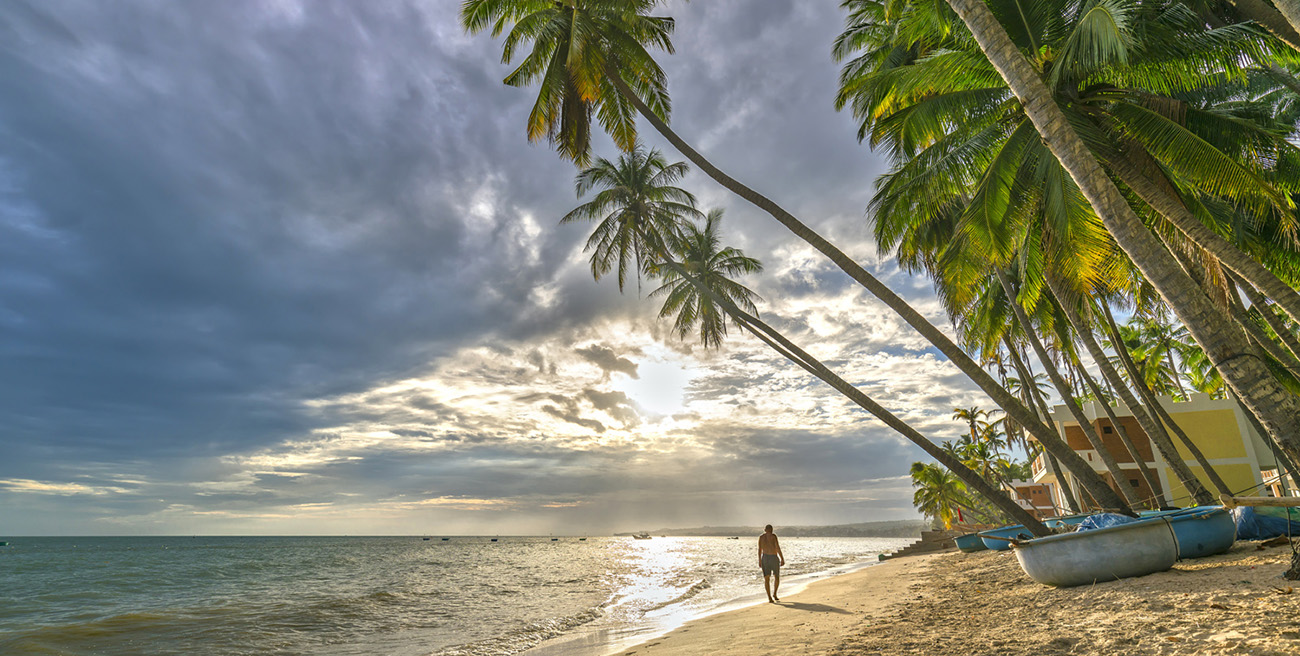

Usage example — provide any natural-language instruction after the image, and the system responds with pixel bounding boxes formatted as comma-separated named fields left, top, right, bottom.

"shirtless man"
left=758, top=524, right=785, bottom=603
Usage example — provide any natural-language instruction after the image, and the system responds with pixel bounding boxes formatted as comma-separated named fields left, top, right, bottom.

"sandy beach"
left=615, top=541, right=1300, bottom=656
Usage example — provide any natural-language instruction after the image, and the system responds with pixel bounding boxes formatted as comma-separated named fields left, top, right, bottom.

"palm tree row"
left=463, top=0, right=1300, bottom=528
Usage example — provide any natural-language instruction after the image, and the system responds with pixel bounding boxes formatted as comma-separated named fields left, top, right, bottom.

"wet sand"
left=615, top=541, right=1300, bottom=656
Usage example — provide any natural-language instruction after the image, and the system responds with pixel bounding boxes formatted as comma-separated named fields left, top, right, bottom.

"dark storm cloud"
left=0, top=0, right=987, bottom=533
left=0, top=0, right=600, bottom=465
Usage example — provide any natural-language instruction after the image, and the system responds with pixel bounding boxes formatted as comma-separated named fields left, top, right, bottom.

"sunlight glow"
left=612, top=358, right=692, bottom=416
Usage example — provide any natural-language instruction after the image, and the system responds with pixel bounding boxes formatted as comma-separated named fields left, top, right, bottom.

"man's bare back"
left=758, top=525, right=784, bottom=602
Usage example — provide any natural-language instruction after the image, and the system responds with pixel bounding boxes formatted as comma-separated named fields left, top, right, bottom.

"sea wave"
left=432, top=607, right=604, bottom=656
left=642, top=579, right=710, bottom=614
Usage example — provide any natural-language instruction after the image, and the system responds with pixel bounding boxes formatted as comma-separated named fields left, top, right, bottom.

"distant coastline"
left=613, top=519, right=927, bottom=538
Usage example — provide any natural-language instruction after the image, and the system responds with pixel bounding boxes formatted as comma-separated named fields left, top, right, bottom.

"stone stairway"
left=877, top=530, right=961, bottom=561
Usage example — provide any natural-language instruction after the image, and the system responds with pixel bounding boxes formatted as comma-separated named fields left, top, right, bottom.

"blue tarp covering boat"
left=1233, top=506, right=1300, bottom=540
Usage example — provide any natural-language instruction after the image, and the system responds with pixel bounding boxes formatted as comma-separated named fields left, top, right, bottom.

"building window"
left=1130, top=479, right=1140, bottom=488
left=1103, top=426, right=1113, bottom=434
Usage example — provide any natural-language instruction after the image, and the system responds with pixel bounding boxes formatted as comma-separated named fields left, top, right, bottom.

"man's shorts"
left=761, top=554, right=781, bottom=576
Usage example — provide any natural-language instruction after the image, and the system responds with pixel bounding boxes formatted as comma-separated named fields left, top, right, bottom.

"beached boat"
left=1165, top=507, right=1236, bottom=559
left=1012, top=516, right=1178, bottom=587
left=978, top=524, right=1033, bottom=551
left=954, top=532, right=987, bottom=553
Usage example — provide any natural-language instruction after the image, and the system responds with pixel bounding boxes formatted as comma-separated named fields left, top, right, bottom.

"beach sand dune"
left=619, top=542, right=1300, bottom=656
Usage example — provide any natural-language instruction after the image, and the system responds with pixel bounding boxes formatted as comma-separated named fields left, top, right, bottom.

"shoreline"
left=591, top=553, right=934, bottom=656
left=605, top=541, right=1300, bottom=656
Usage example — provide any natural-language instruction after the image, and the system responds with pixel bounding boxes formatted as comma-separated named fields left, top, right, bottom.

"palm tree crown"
left=460, top=0, right=675, bottom=165
left=650, top=209, right=764, bottom=348
left=560, top=145, right=702, bottom=291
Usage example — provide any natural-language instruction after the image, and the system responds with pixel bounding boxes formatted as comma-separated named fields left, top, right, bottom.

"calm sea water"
left=0, top=535, right=910, bottom=656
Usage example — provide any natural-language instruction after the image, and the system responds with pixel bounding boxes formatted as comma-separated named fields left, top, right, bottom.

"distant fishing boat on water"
left=632, top=533, right=652, bottom=540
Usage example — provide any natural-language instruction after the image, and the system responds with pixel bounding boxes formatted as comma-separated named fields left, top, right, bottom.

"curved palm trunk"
left=1070, top=296, right=1214, bottom=504
left=735, top=301, right=1051, bottom=535
left=1226, top=0, right=1300, bottom=51
left=1270, top=0, right=1300, bottom=45
left=1047, top=279, right=1168, bottom=508
left=996, top=269, right=1140, bottom=508
left=1106, top=156, right=1300, bottom=328
left=944, top=0, right=1300, bottom=467
left=1006, top=337, right=1083, bottom=514
left=1075, top=354, right=1166, bottom=509
left=651, top=255, right=1052, bottom=535
left=1231, top=388, right=1300, bottom=486
left=1099, top=304, right=1221, bottom=504
left=1226, top=280, right=1300, bottom=375
left=1231, top=272, right=1300, bottom=367
left=607, top=68, right=1131, bottom=513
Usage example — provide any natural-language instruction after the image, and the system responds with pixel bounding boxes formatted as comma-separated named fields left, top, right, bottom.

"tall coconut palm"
left=562, top=149, right=1052, bottom=534
left=856, top=0, right=1300, bottom=463
left=952, top=406, right=989, bottom=444
left=463, top=1, right=1133, bottom=514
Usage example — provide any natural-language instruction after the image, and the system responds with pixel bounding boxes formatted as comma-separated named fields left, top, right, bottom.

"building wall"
left=1037, top=393, right=1269, bottom=510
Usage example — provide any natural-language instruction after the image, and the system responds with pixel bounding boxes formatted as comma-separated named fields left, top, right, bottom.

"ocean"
left=0, top=535, right=911, bottom=655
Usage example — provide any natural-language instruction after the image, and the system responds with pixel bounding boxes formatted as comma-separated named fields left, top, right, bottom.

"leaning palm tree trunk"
left=1230, top=388, right=1300, bottom=487
left=1106, top=156, right=1300, bottom=328
left=1073, top=351, right=1166, bottom=508
left=943, top=0, right=1300, bottom=467
left=735, top=317, right=1050, bottom=533
left=996, top=269, right=1140, bottom=507
left=648, top=252, right=1053, bottom=535
left=1226, top=0, right=1300, bottom=50
left=1231, top=272, right=1300, bottom=365
left=1055, top=284, right=1215, bottom=504
left=1099, top=303, right=1222, bottom=503
left=1005, top=336, right=1083, bottom=514
left=1271, top=0, right=1300, bottom=44
left=606, top=68, right=1132, bottom=513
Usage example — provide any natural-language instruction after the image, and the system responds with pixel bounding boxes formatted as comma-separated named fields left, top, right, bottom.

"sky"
left=0, top=0, right=1001, bottom=536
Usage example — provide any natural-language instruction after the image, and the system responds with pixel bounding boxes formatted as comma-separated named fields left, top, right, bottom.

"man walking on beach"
left=758, top=524, right=785, bottom=603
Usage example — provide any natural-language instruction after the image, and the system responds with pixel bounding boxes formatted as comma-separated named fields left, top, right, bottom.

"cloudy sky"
left=0, top=0, right=999, bottom=536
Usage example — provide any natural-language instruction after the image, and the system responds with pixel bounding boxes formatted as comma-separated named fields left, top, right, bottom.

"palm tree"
left=463, top=0, right=1133, bottom=514
left=932, top=0, right=1300, bottom=462
left=952, top=406, right=989, bottom=444
left=460, top=0, right=674, bottom=166
left=562, top=150, right=1053, bottom=534
left=648, top=209, right=762, bottom=348
left=560, top=144, right=700, bottom=291
left=911, top=462, right=972, bottom=528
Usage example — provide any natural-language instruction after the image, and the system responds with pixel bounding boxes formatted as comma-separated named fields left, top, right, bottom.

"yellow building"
left=1031, top=393, right=1283, bottom=510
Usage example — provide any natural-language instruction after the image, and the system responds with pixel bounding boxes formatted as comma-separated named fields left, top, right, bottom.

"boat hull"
left=954, top=532, right=987, bottom=553
left=978, top=525, right=1032, bottom=551
left=1012, top=517, right=1178, bottom=587
left=1166, top=507, right=1236, bottom=559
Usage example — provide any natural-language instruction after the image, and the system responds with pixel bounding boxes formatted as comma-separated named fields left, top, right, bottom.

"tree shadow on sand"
left=776, top=602, right=851, bottom=614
